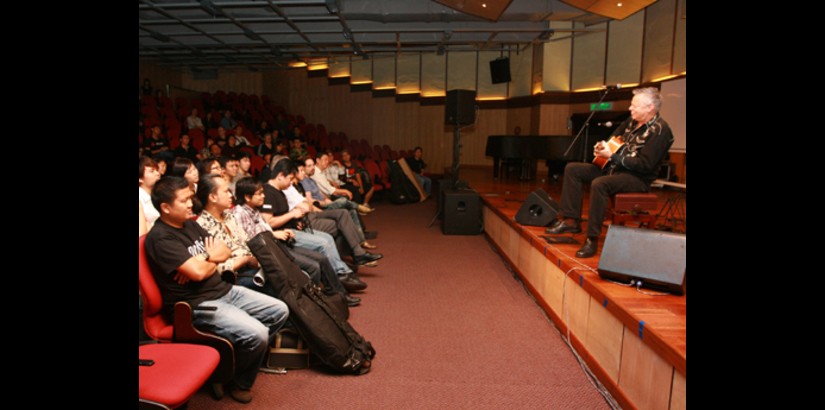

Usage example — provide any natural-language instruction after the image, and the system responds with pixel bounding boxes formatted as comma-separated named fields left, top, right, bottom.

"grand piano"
left=485, top=135, right=583, bottom=179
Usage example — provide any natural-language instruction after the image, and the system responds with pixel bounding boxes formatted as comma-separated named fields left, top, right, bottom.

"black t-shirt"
left=406, top=157, right=426, bottom=174
left=262, top=184, right=298, bottom=230
left=173, top=145, right=199, bottom=162
left=145, top=219, right=232, bottom=316
left=143, top=136, right=170, bottom=153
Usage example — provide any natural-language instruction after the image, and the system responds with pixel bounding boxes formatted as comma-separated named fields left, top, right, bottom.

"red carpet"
left=188, top=199, right=611, bottom=409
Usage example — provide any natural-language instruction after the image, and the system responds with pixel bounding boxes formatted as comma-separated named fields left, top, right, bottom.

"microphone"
left=603, top=84, right=622, bottom=90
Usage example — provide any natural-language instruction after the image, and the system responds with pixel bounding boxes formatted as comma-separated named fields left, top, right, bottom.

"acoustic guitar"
left=593, top=136, right=625, bottom=169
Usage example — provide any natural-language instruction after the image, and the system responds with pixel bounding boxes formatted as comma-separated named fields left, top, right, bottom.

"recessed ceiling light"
left=482, top=3, right=487, bottom=8
left=617, top=2, right=623, bottom=6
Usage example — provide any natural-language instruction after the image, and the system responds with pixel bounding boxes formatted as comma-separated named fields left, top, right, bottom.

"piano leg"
left=493, top=157, right=500, bottom=179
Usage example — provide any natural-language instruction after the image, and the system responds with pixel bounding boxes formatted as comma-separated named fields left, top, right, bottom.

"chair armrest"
left=139, top=398, right=172, bottom=410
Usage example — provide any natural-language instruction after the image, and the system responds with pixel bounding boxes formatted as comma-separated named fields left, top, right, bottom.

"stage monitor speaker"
left=598, top=225, right=686, bottom=295
left=445, top=89, right=476, bottom=126
left=514, top=189, right=559, bottom=226
left=442, top=189, right=482, bottom=235
left=489, top=58, right=511, bottom=84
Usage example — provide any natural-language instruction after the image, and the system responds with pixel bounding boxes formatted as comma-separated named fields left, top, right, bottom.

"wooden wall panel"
left=138, top=62, right=183, bottom=94
left=619, top=326, right=674, bottom=410
left=670, top=368, right=686, bottom=410
left=563, top=275, right=591, bottom=340
left=584, top=297, right=624, bottom=383
left=506, top=107, right=532, bottom=136
left=180, top=70, right=263, bottom=95
left=517, top=237, right=535, bottom=283
left=673, top=0, right=687, bottom=74
left=538, top=104, right=572, bottom=136
left=539, top=257, right=565, bottom=316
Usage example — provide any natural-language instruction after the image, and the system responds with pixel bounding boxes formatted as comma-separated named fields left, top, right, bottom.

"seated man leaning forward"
left=544, top=87, right=674, bottom=258
left=144, top=176, right=289, bottom=404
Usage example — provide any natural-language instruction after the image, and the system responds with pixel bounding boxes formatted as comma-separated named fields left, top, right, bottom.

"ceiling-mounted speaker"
left=489, top=57, right=511, bottom=84
left=433, top=0, right=514, bottom=22
left=559, top=0, right=657, bottom=20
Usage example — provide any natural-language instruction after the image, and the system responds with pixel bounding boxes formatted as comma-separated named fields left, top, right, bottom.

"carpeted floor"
left=187, top=199, right=611, bottom=409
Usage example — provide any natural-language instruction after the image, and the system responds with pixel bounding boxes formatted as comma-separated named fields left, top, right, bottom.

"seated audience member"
left=406, top=146, right=432, bottom=196
left=298, top=159, right=377, bottom=243
left=232, top=177, right=365, bottom=305
left=173, top=133, right=199, bottom=163
left=257, top=120, right=272, bottom=136
left=266, top=158, right=382, bottom=266
left=145, top=176, right=289, bottom=404
left=341, top=149, right=375, bottom=208
left=223, top=136, right=242, bottom=159
left=139, top=157, right=162, bottom=230
left=143, top=125, right=172, bottom=162
left=236, top=151, right=253, bottom=180
left=288, top=136, right=308, bottom=162
left=186, top=108, right=205, bottom=131
left=209, top=143, right=223, bottom=158
left=312, top=152, right=356, bottom=202
left=233, top=125, right=251, bottom=147
left=221, top=110, right=237, bottom=131
left=218, top=156, right=240, bottom=193
left=256, top=132, right=276, bottom=164
left=168, top=157, right=199, bottom=194
left=199, top=136, right=216, bottom=161
left=151, top=154, right=168, bottom=176
left=139, top=201, right=148, bottom=236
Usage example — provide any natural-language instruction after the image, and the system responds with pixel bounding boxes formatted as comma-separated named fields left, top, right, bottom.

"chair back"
left=139, top=235, right=174, bottom=341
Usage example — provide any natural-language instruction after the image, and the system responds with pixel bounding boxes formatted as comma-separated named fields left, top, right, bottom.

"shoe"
left=345, top=294, right=362, bottom=307
left=340, top=274, right=368, bottom=292
left=354, top=252, right=383, bottom=266
left=545, top=219, right=581, bottom=234
left=228, top=385, right=253, bottom=404
left=361, top=241, right=378, bottom=250
left=357, top=204, right=374, bottom=214
left=576, top=237, right=598, bottom=258
left=364, top=231, right=378, bottom=240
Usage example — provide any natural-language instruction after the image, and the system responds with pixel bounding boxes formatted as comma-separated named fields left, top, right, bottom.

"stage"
left=452, top=167, right=686, bottom=410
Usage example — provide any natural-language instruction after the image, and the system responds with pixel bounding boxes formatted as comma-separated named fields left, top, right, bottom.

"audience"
left=186, top=108, right=205, bottom=131
left=341, top=149, right=375, bottom=208
left=406, top=146, right=432, bottom=195
left=172, top=134, right=199, bottom=163
left=168, top=157, right=199, bottom=194
left=144, top=176, right=288, bottom=404
left=139, top=157, right=162, bottom=230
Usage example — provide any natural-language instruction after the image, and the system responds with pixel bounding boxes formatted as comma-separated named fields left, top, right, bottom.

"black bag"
left=388, top=160, right=420, bottom=204
left=247, top=232, right=375, bottom=374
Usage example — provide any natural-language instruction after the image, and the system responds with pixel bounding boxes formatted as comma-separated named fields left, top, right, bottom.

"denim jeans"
left=192, top=285, right=289, bottom=390
left=293, top=229, right=353, bottom=275
left=414, top=174, right=432, bottom=195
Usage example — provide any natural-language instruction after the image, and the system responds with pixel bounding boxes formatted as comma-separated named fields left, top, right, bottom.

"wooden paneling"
left=669, top=152, right=686, bottom=183
left=538, top=104, right=572, bottom=135
left=138, top=62, right=183, bottom=94
left=506, top=107, right=532, bottom=136
left=642, top=0, right=677, bottom=82
left=606, top=11, right=645, bottom=86
left=180, top=70, right=263, bottom=95
left=584, top=297, right=624, bottom=383
left=539, top=254, right=566, bottom=315
left=564, top=275, right=591, bottom=340
left=619, top=326, right=674, bottom=410
left=517, top=236, right=535, bottom=283
left=670, top=368, right=686, bottom=410
left=571, top=22, right=608, bottom=90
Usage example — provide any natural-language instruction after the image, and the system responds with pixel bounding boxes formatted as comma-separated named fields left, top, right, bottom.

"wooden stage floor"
left=447, top=167, right=686, bottom=409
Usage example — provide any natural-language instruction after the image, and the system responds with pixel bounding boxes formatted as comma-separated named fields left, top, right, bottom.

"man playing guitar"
left=544, top=87, right=674, bottom=258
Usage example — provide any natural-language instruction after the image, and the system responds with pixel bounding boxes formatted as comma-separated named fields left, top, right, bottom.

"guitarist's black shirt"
left=607, top=114, right=674, bottom=184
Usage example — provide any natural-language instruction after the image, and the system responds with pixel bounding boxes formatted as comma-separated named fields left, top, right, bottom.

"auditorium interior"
left=139, top=1, right=686, bottom=409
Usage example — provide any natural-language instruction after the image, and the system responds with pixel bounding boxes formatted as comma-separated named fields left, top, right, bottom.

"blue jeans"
left=415, top=174, right=432, bottom=195
left=293, top=230, right=353, bottom=275
left=192, top=286, right=289, bottom=390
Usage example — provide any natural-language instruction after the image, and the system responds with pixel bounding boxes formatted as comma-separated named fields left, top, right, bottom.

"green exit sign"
left=590, top=102, right=613, bottom=111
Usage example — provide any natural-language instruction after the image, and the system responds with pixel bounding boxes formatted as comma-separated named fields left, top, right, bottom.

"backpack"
left=388, top=160, right=420, bottom=204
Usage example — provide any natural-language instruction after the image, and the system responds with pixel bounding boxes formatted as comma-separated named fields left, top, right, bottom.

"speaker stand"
left=429, top=119, right=464, bottom=228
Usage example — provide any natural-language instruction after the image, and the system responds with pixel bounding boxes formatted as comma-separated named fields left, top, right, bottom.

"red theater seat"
left=139, top=343, right=219, bottom=409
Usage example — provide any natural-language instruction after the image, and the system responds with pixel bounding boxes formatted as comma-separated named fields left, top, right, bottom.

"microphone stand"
left=564, top=87, right=611, bottom=162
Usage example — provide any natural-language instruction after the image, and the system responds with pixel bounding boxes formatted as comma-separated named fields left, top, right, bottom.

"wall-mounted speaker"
left=445, top=89, right=476, bottom=126
left=490, top=57, right=511, bottom=84
left=514, top=189, right=559, bottom=226
left=597, top=225, right=687, bottom=295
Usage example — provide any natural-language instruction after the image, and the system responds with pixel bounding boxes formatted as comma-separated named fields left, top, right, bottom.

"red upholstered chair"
left=138, top=235, right=235, bottom=397
left=611, top=193, right=659, bottom=228
left=139, top=343, right=219, bottom=409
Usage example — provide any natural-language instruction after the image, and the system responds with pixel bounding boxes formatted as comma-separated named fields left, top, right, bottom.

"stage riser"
left=483, top=206, right=686, bottom=410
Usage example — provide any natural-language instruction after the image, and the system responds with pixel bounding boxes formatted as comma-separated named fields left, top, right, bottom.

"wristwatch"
left=199, top=251, right=211, bottom=262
